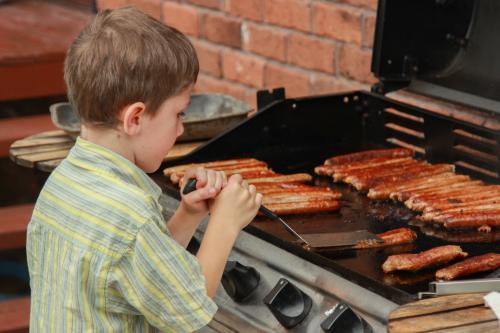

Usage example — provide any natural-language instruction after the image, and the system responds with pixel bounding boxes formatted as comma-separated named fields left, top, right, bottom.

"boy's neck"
left=80, top=125, right=135, bottom=164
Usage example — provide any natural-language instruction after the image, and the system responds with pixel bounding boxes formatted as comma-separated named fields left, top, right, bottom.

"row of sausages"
left=165, top=158, right=423, bottom=251
left=315, top=148, right=500, bottom=232
left=383, top=245, right=500, bottom=281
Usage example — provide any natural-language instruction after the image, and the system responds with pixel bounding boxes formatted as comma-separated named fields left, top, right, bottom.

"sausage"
left=421, top=204, right=500, bottom=221
left=392, top=177, right=477, bottom=201
left=439, top=213, right=500, bottom=230
left=382, top=245, right=468, bottom=273
left=332, top=157, right=415, bottom=182
left=258, top=186, right=334, bottom=195
left=405, top=186, right=488, bottom=209
left=262, top=191, right=342, bottom=205
left=253, top=183, right=312, bottom=191
left=405, top=186, right=500, bottom=210
left=247, top=173, right=312, bottom=184
left=435, top=253, right=500, bottom=280
left=336, top=159, right=419, bottom=183
left=368, top=173, right=460, bottom=200
left=324, top=148, right=414, bottom=165
left=355, top=228, right=417, bottom=249
left=163, top=158, right=264, bottom=176
left=423, top=196, right=500, bottom=213
left=263, top=200, right=340, bottom=215
left=346, top=163, right=449, bottom=191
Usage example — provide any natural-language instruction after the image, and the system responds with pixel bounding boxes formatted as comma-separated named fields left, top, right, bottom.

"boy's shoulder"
left=31, top=157, right=165, bottom=258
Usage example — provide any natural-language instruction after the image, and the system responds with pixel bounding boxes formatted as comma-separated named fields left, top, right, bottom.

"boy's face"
left=134, top=85, right=192, bottom=173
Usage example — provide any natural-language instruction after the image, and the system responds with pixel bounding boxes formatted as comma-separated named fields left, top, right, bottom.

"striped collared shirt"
left=27, top=137, right=216, bottom=332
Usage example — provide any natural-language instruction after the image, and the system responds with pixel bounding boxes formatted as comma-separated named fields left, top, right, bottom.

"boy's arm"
left=196, top=175, right=261, bottom=297
left=166, top=167, right=226, bottom=248
left=196, top=221, right=239, bottom=297
left=166, top=204, right=206, bottom=248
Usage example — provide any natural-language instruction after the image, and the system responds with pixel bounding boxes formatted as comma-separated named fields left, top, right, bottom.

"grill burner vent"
left=377, top=103, right=500, bottom=181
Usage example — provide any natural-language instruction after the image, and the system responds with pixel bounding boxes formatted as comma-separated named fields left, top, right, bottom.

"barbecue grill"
left=156, top=1, right=500, bottom=331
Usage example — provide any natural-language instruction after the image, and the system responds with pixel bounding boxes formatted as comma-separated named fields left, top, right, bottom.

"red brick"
left=287, top=33, right=336, bottom=73
left=195, top=74, right=257, bottom=109
left=202, top=13, right=241, bottom=48
left=339, top=44, right=376, bottom=83
left=337, top=0, right=378, bottom=10
left=129, top=0, right=162, bottom=20
left=243, top=23, right=286, bottom=62
left=265, top=63, right=309, bottom=97
left=313, top=2, right=362, bottom=44
left=222, top=50, right=265, bottom=88
left=226, top=0, right=264, bottom=21
left=192, top=40, right=221, bottom=77
left=194, top=74, right=225, bottom=93
left=187, top=0, right=221, bottom=10
left=363, top=14, right=376, bottom=48
left=265, top=0, right=311, bottom=32
left=162, top=2, right=199, bottom=37
left=97, top=0, right=130, bottom=10
left=310, top=74, right=365, bottom=95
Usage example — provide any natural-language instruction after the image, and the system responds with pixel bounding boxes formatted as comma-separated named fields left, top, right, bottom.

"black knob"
left=221, top=261, right=260, bottom=303
left=321, top=302, right=369, bottom=333
left=263, top=278, right=312, bottom=329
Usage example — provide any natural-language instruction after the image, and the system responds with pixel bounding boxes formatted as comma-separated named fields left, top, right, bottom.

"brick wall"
left=97, top=0, right=377, bottom=110
left=96, top=0, right=499, bottom=128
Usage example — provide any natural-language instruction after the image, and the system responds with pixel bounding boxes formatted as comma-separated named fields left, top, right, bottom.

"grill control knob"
left=263, top=278, right=312, bottom=329
left=321, top=302, right=370, bottom=333
left=221, top=261, right=260, bottom=303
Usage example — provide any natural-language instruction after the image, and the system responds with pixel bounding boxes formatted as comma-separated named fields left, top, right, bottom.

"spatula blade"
left=300, top=230, right=383, bottom=249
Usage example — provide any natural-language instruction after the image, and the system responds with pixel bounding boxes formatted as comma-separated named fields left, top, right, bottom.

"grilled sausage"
left=324, top=148, right=414, bottom=165
left=262, top=191, right=341, bottom=205
left=264, top=200, right=340, bottom=215
left=247, top=173, right=312, bottom=184
left=355, top=228, right=417, bottom=249
left=435, top=253, right=500, bottom=280
left=163, top=158, right=265, bottom=176
left=346, top=163, right=451, bottom=191
left=382, top=245, right=468, bottom=273
left=332, top=157, right=415, bottom=182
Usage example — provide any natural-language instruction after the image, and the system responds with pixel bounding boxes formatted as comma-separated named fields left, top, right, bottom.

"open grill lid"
left=372, top=0, right=500, bottom=114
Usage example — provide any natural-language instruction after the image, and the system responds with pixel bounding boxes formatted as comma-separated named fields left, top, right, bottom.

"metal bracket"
left=257, top=87, right=286, bottom=111
left=418, top=278, right=500, bottom=299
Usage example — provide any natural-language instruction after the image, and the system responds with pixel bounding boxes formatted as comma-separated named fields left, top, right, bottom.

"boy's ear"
left=121, top=102, right=146, bottom=136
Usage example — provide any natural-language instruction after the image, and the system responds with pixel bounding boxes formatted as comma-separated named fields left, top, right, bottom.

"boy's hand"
left=209, top=174, right=262, bottom=233
left=179, top=167, right=227, bottom=215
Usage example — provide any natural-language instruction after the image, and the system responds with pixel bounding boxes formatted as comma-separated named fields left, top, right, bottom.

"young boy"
left=26, top=7, right=262, bottom=332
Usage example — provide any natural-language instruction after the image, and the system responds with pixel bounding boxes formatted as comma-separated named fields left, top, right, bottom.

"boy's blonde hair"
left=64, top=6, right=199, bottom=127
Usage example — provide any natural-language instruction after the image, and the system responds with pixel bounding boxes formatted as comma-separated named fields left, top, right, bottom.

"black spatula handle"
left=182, top=178, right=279, bottom=220
left=182, top=178, right=198, bottom=195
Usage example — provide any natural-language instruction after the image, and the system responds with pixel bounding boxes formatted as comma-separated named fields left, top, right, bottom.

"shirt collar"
left=67, top=137, right=162, bottom=200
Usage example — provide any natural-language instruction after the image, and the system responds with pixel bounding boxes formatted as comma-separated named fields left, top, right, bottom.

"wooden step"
left=0, top=296, right=30, bottom=333
left=0, top=114, right=55, bottom=158
left=0, top=0, right=92, bottom=101
left=0, top=204, right=34, bottom=251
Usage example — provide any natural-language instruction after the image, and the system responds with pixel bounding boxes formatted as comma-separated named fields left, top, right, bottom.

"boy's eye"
left=178, top=111, right=186, bottom=119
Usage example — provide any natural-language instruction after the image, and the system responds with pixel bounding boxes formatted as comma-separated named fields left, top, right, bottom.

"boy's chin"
left=137, top=160, right=161, bottom=174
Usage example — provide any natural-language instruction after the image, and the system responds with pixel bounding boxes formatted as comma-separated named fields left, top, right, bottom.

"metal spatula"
left=183, top=179, right=383, bottom=249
